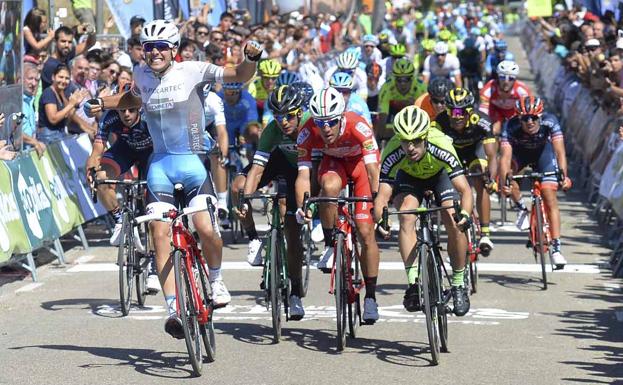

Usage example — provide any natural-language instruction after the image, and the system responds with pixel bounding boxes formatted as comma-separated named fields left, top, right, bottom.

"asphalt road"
left=1, top=36, right=622, bottom=385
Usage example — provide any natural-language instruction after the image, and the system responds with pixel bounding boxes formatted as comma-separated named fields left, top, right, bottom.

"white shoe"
left=363, top=297, right=379, bottom=324
left=311, top=221, right=324, bottom=243
left=133, top=226, right=145, bottom=253
left=146, top=274, right=160, bottom=294
left=515, top=209, right=530, bottom=231
left=247, top=238, right=263, bottom=266
left=211, top=280, right=231, bottom=307
left=479, top=236, right=494, bottom=257
left=551, top=251, right=567, bottom=270
left=316, top=246, right=334, bottom=272
left=110, top=223, right=123, bottom=246
left=289, top=295, right=305, bottom=320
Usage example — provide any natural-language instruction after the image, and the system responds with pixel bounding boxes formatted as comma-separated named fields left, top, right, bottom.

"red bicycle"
left=303, top=193, right=372, bottom=351
left=135, top=184, right=216, bottom=376
left=508, top=171, right=561, bottom=290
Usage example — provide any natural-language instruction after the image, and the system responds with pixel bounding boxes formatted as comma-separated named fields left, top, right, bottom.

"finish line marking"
left=67, top=262, right=600, bottom=274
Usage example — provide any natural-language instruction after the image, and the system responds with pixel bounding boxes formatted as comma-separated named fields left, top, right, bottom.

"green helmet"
left=390, top=43, right=407, bottom=58
left=258, top=59, right=282, bottom=78
left=393, top=106, right=430, bottom=141
left=421, top=39, right=435, bottom=51
left=392, top=58, right=415, bottom=76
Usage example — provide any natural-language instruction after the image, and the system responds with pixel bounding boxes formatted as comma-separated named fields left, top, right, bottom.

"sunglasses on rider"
left=395, top=76, right=411, bottom=83
left=275, top=109, right=300, bottom=122
left=431, top=97, right=445, bottom=105
left=313, top=117, right=340, bottom=128
left=520, top=114, right=539, bottom=122
left=142, top=41, right=174, bottom=52
left=448, top=107, right=468, bottom=118
left=499, top=75, right=516, bottom=82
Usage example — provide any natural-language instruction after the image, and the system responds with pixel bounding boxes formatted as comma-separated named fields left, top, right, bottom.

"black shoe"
left=164, top=316, right=185, bottom=339
left=451, top=286, right=470, bottom=316
left=403, top=283, right=420, bottom=312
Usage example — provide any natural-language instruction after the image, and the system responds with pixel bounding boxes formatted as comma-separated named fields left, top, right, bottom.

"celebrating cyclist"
left=295, top=87, right=381, bottom=323
left=374, top=106, right=473, bottom=316
left=84, top=19, right=261, bottom=339
left=499, top=96, right=572, bottom=270
left=233, top=85, right=308, bottom=319
left=433, top=88, right=497, bottom=255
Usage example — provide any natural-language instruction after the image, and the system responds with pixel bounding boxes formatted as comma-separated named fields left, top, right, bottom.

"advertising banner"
left=0, top=160, right=31, bottom=264
left=527, top=0, right=553, bottom=17
left=104, top=0, right=154, bottom=39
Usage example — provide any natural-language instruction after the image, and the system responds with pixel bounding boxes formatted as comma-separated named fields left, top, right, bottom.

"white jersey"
left=204, top=91, right=225, bottom=128
left=324, top=65, right=368, bottom=99
left=422, top=54, right=461, bottom=81
left=131, top=60, right=224, bottom=154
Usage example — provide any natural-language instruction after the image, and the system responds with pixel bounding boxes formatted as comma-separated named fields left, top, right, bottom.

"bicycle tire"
left=269, top=228, right=282, bottom=343
left=421, top=244, right=441, bottom=365
left=348, top=237, right=361, bottom=337
left=196, top=259, right=216, bottom=363
left=334, top=232, right=347, bottom=351
left=534, top=197, right=548, bottom=290
left=118, top=212, right=134, bottom=316
left=136, top=263, right=147, bottom=306
left=302, top=223, right=312, bottom=298
left=434, top=246, right=449, bottom=353
left=467, top=222, right=478, bottom=294
left=174, top=250, right=203, bottom=376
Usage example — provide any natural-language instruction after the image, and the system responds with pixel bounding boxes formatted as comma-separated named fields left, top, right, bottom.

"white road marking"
left=68, top=261, right=601, bottom=274
left=15, top=283, right=44, bottom=293
left=74, top=255, right=95, bottom=264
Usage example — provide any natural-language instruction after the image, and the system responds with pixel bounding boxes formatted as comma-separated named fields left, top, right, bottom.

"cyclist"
left=264, top=71, right=302, bottom=125
left=360, top=34, right=382, bottom=67
left=329, top=71, right=372, bottom=125
left=414, top=77, right=453, bottom=120
left=84, top=19, right=261, bottom=339
left=485, top=39, right=509, bottom=81
left=365, top=62, right=384, bottom=113
left=381, top=43, right=407, bottom=82
left=458, top=37, right=483, bottom=98
left=414, top=38, right=435, bottom=75
left=376, top=58, right=427, bottom=141
left=422, top=41, right=462, bottom=87
left=85, top=108, right=159, bottom=290
left=324, top=50, right=367, bottom=99
left=295, top=87, right=381, bottom=323
left=248, top=58, right=281, bottom=121
left=438, top=29, right=458, bottom=56
left=433, top=87, right=497, bottom=255
left=499, top=96, right=572, bottom=269
left=373, top=106, right=473, bottom=316
left=479, top=60, right=532, bottom=136
left=233, top=85, right=308, bottom=319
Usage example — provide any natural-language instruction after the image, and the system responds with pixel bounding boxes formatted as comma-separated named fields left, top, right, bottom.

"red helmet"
left=366, top=62, right=382, bottom=78
left=515, top=96, right=544, bottom=116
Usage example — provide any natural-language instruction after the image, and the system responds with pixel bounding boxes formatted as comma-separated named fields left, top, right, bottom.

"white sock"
left=165, top=295, right=176, bottom=317
left=217, top=192, right=227, bottom=208
left=209, top=267, right=222, bottom=282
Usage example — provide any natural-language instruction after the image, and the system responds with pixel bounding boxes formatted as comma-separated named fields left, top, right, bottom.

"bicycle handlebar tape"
left=303, top=192, right=310, bottom=212
left=88, top=167, right=98, bottom=204
left=452, top=199, right=461, bottom=222
left=382, top=207, right=389, bottom=232
left=237, top=189, right=245, bottom=212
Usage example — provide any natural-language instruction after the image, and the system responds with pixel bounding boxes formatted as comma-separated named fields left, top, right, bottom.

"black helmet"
left=268, top=85, right=305, bottom=115
left=445, top=87, right=475, bottom=109
left=428, top=77, right=453, bottom=99
left=290, top=81, right=314, bottom=107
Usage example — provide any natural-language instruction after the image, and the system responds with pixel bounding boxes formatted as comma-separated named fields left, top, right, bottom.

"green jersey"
left=253, top=111, right=311, bottom=167
left=380, top=127, right=464, bottom=180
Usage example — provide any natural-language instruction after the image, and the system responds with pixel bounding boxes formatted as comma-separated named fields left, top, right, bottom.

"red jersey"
left=297, top=112, right=379, bottom=168
left=479, top=79, right=532, bottom=123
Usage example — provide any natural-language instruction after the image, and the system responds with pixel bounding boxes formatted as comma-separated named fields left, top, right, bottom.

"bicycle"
left=89, top=168, right=152, bottom=316
left=303, top=193, right=370, bottom=351
left=224, top=145, right=245, bottom=242
left=134, top=184, right=216, bottom=376
left=381, top=197, right=461, bottom=365
left=238, top=189, right=291, bottom=343
left=507, top=170, right=562, bottom=290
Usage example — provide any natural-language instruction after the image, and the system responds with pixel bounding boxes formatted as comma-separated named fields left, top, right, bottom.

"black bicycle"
left=90, top=168, right=153, bottom=316
left=382, top=197, right=461, bottom=365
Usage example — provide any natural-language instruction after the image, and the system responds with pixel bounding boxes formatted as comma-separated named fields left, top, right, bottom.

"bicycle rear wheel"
left=136, top=257, right=147, bottom=307
left=302, top=223, right=312, bottom=297
left=334, top=232, right=347, bottom=351
left=269, top=228, right=282, bottom=343
left=534, top=198, right=548, bottom=290
left=433, top=246, right=449, bottom=353
left=118, top=212, right=134, bottom=316
left=466, top=223, right=478, bottom=294
left=421, top=244, right=441, bottom=365
left=173, top=250, right=203, bottom=376
left=196, top=259, right=216, bottom=363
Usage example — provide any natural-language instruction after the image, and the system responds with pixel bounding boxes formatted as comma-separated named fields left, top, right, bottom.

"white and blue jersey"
left=347, top=94, right=372, bottom=125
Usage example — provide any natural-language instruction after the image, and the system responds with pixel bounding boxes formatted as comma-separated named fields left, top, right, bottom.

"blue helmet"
left=291, top=81, right=315, bottom=108
left=276, top=71, right=301, bottom=87
left=329, top=71, right=354, bottom=90
left=494, top=39, right=508, bottom=52
left=362, top=34, right=379, bottom=46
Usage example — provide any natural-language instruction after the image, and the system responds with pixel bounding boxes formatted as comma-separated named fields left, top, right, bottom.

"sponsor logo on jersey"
left=355, top=122, right=373, bottom=137
left=428, top=143, right=460, bottom=168
left=298, top=148, right=308, bottom=158
left=297, top=128, right=311, bottom=145
left=363, top=139, right=377, bottom=151
left=381, top=148, right=405, bottom=176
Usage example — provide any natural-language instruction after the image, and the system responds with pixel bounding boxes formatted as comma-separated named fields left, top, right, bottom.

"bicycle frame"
left=328, top=202, right=362, bottom=304
left=529, top=181, right=551, bottom=254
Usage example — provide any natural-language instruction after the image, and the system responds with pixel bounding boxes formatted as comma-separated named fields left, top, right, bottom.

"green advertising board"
left=0, top=160, right=31, bottom=263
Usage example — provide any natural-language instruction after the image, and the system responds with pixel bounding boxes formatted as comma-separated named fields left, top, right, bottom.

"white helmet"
left=497, top=60, right=519, bottom=77
left=336, top=51, right=359, bottom=70
left=140, top=19, right=180, bottom=46
left=309, top=87, right=345, bottom=119
left=434, top=41, right=449, bottom=55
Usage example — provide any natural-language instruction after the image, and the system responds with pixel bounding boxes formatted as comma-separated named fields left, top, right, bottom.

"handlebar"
left=505, top=170, right=563, bottom=186
left=133, top=202, right=213, bottom=225
left=381, top=200, right=461, bottom=233
left=303, top=194, right=374, bottom=213
left=238, top=188, right=285, bottom=212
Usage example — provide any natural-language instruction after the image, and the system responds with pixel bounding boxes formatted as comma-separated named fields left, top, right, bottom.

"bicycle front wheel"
left=334, top=232, right=347, bottom=351
left=196, top=259, right=216, bottom=363
left=269, top=228, right=282, bottom=343
left=302, top=223, right=312, bottom=297
left=118, top=212, right=134, bottom=316
left=534, top=197, right=548, bottom=290
left=348, top=236, right=362, bottom=336
left=421, top=244, right=441, bottom=365
left=174, top=250, right=203, bottom=376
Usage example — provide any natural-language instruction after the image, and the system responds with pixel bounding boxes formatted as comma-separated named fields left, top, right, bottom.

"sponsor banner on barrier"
left=7, top=152, right=61, bottom=251
left=0, top=161, right=31, bottom=264
left=527, top=0, right=553, bottom=17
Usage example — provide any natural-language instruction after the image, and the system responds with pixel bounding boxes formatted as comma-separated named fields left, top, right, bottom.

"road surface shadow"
left=479, top=273, right=552, bottom=291
left=41, top=298, right=124, bottom=318
left=9, top=344, right=199, bottom=379
left=215, top=321, right=276, bottom=346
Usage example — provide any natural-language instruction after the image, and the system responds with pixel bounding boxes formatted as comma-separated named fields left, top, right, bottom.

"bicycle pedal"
left=212, top=302, right=228, bottom=310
